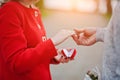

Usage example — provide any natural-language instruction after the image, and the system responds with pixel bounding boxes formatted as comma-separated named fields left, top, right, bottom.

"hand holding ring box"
left=61, top=48, right=77, bottom=59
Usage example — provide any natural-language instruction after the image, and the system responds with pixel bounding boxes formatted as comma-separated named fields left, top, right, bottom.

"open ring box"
left=61, top=49, right=77, bottom=59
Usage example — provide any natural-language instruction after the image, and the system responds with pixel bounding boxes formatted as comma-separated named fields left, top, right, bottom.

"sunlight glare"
left=75, top=0, right=97, bottom=12
left=44, top=0, right=97, bottom=12
left=44, top=0, right=72, bottom=10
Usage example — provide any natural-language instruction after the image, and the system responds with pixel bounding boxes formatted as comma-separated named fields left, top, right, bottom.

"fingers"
left=51, top=29, right=76, bottom=46
left=74, top=28, right=85, bottom=35
left=73, top=27, right=98, bottom=46
left=74, top=27, right=97, bottom=37
left=72, top=34, right=81, bottom=45
left=72, top=31, right=96, bottom=46
left=60, top=29, right=75, bottom=36
left=68, top=30, right=76, bottom=36
left=86, top=34, right=96, bottom=46
left=55, top=49, right=73, bottom=63
left=57, top=55, right=72, bottom=63
left=60, top=56, right=70, bottom=63
left=80, top=34, right=96, bottom=46
left=52, top=27, right=96, bottom=47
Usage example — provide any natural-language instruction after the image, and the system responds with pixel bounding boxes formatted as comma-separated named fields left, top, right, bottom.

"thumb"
left=74, top=28, right=85, bottom=35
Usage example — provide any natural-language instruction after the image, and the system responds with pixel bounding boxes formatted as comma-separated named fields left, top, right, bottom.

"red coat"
left=0, top=1, right=58, bottom=80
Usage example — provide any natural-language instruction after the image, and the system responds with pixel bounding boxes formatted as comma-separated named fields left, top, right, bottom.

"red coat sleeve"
left=0, top=4, right=57, bottom=74
left=50, top=58, right=60, bottom=64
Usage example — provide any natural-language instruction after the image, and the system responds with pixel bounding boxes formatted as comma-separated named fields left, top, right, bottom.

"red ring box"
left=61, top=49, right=76, bottom=59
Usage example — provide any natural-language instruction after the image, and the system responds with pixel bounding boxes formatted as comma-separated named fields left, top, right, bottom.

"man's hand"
left=72, top=27, right=97, bottom=46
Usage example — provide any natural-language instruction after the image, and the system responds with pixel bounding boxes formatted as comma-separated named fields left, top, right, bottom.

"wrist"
left=51, top=38, right=57, bottom=46
left=96, top=28, right=105, bottom=42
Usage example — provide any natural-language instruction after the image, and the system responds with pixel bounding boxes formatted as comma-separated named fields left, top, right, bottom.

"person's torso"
left=102, top=2, right=120, bottom=80
left=0, top=2, right=51, bottom=80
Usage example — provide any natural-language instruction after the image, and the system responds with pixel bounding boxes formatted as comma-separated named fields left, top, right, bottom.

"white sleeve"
left=113, top=2, right=120, bottom=75
left=96, top=28, right=106, bottom=42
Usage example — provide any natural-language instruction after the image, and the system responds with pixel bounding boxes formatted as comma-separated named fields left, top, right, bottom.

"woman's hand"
left=54, top=49, right=72, bottom=63
left=51, top=29, right=75, bottom=46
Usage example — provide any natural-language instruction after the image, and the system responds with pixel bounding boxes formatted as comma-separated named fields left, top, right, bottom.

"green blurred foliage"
left=35, top=0, right=44, bottom=10
left=35, top=0, right=48, bottom=17
left=103, top=13, right=112, bottom=21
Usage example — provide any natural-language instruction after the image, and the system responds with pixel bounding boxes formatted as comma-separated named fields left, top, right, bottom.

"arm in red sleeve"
left=0, top=3, right=57, bottom=74
left=50, top=58, right=60, bottom=64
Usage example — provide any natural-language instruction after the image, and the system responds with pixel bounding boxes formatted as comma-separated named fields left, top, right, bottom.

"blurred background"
left=36, top=0, right=117, bottom=80
left=0, top=0, right=118, bottom=80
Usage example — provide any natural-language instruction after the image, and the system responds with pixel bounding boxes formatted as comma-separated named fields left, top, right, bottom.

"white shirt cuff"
left=96, top=28, right=106, bottom=42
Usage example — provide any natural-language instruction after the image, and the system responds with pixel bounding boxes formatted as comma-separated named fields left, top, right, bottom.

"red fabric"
left=0, top=1, right=57, bottom=80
